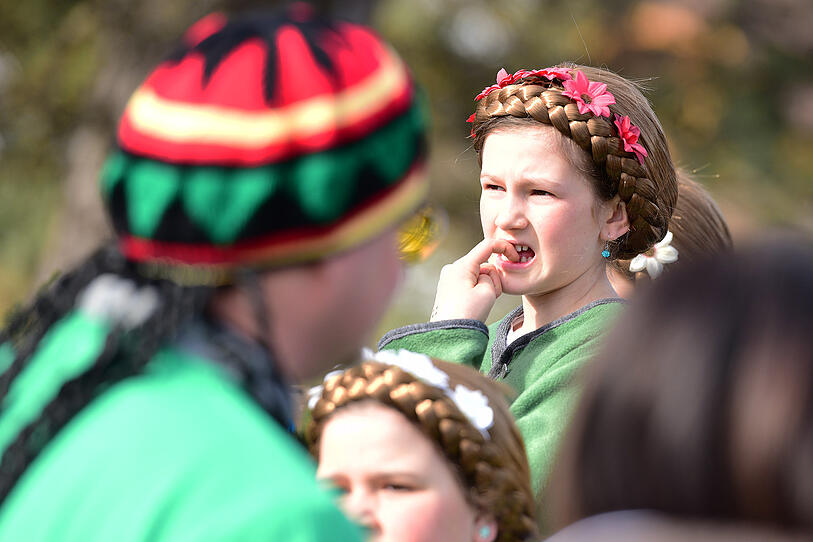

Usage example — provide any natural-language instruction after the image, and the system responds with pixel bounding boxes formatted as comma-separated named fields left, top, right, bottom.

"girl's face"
left=317, top=402, right=491, bottom=542
left=479, top=126, right=609, bottom=297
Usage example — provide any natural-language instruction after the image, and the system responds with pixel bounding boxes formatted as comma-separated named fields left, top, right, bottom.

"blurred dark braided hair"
left=0, top=244, right=213, bottom=504
left=470, top=64, right=678, bottom=259
left=307, top=359, right=538, bottom=542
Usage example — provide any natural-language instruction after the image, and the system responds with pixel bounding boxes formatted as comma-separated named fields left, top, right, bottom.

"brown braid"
left=307, top=359, right=538, bottom=542
left=470, top=64, right=678, bottom=259
left=611, top=169, right=733, bottom=282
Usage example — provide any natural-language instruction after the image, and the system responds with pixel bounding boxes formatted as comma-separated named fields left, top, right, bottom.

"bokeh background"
left=1, top=0, right=812, bottom=336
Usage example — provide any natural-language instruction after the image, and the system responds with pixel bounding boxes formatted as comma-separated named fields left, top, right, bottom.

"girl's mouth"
left=498, top=244, right=535, bottom=266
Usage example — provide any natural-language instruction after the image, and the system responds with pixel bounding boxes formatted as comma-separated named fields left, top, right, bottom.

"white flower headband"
left=629, top=230, right=679, bottom=279
left=308, top=349, right=495, bottom=439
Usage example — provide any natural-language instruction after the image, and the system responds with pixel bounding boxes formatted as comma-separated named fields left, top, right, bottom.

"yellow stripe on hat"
left=125, top=47, right=410, bottom=149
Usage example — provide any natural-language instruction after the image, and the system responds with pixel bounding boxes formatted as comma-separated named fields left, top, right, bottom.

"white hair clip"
left=629, top=230, right=679, bottom=279
left=77, top=274, right=159, bottom=329
left=308, top=349, right=495, bottom=438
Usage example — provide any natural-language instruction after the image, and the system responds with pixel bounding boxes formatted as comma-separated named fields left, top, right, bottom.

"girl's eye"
left=483, top=183, right=504, bottom=191
left=531, top=189, right=551, bottom=196
left=382, top=483, right=413, bottom=492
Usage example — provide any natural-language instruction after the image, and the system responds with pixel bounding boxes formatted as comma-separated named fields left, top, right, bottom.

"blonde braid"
left=471, top=67, right=678, bottom=259
left=308, top=361, right=538, bottom=542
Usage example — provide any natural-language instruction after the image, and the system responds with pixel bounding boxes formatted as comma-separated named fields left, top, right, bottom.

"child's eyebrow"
left=481, top=172, right=563, bottom=188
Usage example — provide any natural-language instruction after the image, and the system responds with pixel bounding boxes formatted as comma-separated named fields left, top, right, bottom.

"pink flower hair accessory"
left=512, top=67, right=572, bottom=83
left=614, top=114, right=648, bottom=165
left=474, top=67, right=572, bottom=101
left=562, top=70, right=615, bottom=118
left=475, top=68, right=512, bottom=101
left=467, top=66, right=650, bottom=166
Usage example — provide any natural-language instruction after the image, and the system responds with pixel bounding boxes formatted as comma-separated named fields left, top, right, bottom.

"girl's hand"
left=429, top=239, right=519, bottom=323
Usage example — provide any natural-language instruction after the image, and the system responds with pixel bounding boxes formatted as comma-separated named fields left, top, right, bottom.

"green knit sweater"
left=378, top=298, right=623, bottom=497
left=0, top=313, right=361, bottom=541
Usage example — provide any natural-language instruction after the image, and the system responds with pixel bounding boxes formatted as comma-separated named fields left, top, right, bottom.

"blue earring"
left=478, top=526, right=492, bottom=540
left=601, top=240, right=610, bottom=258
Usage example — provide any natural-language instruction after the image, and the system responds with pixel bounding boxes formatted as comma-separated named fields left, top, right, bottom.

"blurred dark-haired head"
left=549, top=235, right=813, bottom=533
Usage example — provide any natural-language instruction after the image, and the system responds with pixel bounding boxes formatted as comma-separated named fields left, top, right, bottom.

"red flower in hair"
left=475, top=68, right=513, bottom=101
left=614, top=114, right=648, bottom=164
left=562, top=70, right=615, bottom=117
left=466, top=113, right=476, bottom=136
left=475, top=67, right=574, bottom=101
left=515, top=67, right=572, bottom=82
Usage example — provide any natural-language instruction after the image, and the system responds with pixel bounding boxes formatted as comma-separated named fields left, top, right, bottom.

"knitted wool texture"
left=102, top=9, right=428, bottom=284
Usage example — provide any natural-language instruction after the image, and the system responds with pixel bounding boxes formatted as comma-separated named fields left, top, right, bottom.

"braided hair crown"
left=307, top=359, right=538, bottom=542
left=470, top=64, right=678, bottom=259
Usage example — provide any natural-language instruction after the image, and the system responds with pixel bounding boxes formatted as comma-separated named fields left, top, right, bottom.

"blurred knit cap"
left=100, top=6, right=428, bottom=285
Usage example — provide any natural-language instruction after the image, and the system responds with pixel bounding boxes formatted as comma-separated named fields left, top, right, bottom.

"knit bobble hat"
left=100, top=7, right=429, bottom=285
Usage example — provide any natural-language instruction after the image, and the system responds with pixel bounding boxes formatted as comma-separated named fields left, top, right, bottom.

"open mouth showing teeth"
left=513, top=244, right=535, bottom=263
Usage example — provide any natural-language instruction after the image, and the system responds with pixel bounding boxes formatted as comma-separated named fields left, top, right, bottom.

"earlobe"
left=603, top=198, right=630, bottom=241
left=473, top=515, right=498, bottom=542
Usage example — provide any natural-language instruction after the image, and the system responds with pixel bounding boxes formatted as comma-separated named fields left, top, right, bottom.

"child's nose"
left=495, top=197, right=529, bottom=230
left=342, top=488, right=380, bottom=534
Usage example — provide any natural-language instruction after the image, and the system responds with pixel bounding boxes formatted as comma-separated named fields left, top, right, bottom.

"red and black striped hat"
left=101, top=6, right=428, bottom=285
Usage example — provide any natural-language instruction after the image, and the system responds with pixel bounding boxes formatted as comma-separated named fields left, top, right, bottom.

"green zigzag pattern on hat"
left=102, top=101, right=426, bottom=245
left=183, top=167, right=280, bottom=244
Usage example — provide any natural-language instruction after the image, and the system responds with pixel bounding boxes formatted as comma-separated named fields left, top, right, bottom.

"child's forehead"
left=482, top=123, right=600, bottom=186
left=481, top=135, right=581, bottom=183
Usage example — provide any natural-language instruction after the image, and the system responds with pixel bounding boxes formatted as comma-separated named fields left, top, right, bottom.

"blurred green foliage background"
left=1, top=0, right=812, bottom=331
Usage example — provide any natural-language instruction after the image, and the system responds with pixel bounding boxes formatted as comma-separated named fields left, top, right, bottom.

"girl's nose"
left=342, top=488, right=380, bottom=534
left=494, top=196, right=529, bottom=230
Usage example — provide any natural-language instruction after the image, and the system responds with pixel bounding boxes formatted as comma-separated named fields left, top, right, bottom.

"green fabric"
left=126, top=159, right=182, bottom=237
left=380, top=301, right=622, bottom=498
left=183, top=166, right=279, bottom=244
left=292, top=150, right=357, bottom=222
left=0, top=343, right=14, bottom=374
left=99, top=151, right=128, bottom=197
left=0, top=346, right=362, bottom=541
left=0, top=311, right=109, bottom=455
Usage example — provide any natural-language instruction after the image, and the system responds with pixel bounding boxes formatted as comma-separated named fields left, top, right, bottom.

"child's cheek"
left=383, top=496, right=453, bottom=542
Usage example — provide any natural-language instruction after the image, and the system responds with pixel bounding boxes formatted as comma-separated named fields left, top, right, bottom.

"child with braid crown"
left=379, top=64, right=679, bottom=506
left=0, top=6, right=429, bottom=540
left=308, top=351, right=538, bottom=542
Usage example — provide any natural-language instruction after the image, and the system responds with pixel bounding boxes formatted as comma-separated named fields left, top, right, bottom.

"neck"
left=519, top=263, right=618, bottom=332
left=208, top=286, right=312, bottom=384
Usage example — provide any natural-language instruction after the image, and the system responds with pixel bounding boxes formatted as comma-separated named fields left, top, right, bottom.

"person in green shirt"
left=0, top=6, right=431, bottom=540
left=379, top=65, right=679, bottom=502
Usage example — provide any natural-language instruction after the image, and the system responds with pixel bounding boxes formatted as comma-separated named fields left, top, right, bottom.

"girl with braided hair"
left=308, top=350, right=538, bottom=542
left=379, top=65, right=679, bottom=503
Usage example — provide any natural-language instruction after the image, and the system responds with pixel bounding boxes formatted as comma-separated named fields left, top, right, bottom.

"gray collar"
left=488, top=298, right=625, bottom=379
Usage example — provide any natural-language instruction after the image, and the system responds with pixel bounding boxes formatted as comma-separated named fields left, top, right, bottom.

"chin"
left=499, top=277, right=538, bottom=296
left=502, top=284, right=528, bottom=296
left=500, top=274, right=555, bottom=297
